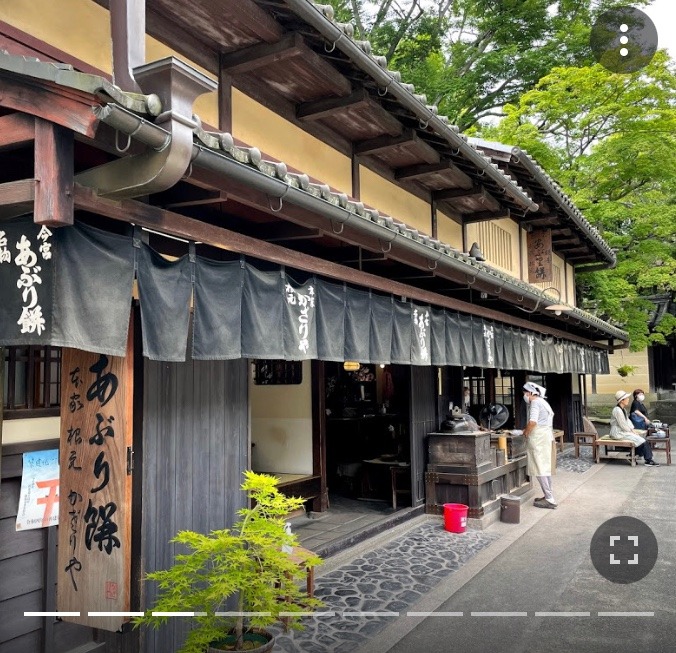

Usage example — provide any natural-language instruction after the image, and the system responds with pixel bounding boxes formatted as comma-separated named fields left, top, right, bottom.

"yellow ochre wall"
left=566, top=263, right=576, bottom=306
left=232, top=90, right=352, bottom=192
left=359, top=167, right=432, bottom=234
left=436, top=212, right=463, bottom=251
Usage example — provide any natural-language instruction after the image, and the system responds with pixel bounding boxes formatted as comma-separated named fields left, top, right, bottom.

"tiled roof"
left=468, top=137, right=616, bottom=266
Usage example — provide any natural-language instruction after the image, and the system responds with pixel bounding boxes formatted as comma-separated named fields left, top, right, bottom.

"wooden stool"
left=390, top=465, right=411, bottom=510
left=553, top=430, right=565, bottom=453
left=573, top=432, right=596, bottom=458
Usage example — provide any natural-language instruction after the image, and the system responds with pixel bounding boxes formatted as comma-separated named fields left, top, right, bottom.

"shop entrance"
left=324, top=363, right=411, bottom=510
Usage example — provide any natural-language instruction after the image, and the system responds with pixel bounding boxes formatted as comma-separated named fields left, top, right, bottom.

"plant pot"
left=208, top=629, right=275, bottom=653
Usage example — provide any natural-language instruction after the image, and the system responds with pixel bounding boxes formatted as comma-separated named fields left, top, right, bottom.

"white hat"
left=615, top=390, right=631, bottom=404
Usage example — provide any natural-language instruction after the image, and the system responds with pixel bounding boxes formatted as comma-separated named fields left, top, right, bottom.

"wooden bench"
left=594, top=438, right=637, bottom=466
left=553, top=429, right=565, bottom=453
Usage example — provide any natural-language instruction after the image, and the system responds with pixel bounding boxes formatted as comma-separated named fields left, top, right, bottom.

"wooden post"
left=34, top=119, right=74, bottom=227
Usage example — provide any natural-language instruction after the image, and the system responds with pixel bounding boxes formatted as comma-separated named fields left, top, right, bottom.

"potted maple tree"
left=136, top=471, right=322, bottom=652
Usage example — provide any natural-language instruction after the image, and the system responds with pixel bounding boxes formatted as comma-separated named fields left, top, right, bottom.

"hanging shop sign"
left=527, top=228, right=553, bottom=284
left=56, top=329, right=133, bottom=632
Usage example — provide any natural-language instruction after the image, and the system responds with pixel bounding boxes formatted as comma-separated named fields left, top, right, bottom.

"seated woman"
left=629, top=389, right=652, bottom=430
left=611, top=390, right=659, bottom=466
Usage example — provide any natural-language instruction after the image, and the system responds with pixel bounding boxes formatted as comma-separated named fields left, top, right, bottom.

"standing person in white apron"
left=522, top=382, right=557, bottom=509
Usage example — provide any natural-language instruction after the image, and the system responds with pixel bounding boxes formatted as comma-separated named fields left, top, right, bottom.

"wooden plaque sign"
left=57, top=337, right=133, bottom=631
left=527, top=228, right=553, bottom=283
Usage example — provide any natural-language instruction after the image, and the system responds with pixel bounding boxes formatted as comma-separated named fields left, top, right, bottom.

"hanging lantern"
left=343, top=361, right=360, bottom=371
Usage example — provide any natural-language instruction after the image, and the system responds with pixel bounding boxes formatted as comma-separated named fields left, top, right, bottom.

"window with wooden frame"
left=3, top=346, right=61, bottom=418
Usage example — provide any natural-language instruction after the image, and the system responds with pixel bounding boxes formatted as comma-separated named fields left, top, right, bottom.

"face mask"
left=523, top=394, right=530, bottom=404
left=637, top=394, right=645, bottom=402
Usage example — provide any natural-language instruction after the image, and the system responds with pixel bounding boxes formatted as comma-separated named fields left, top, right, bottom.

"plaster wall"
left=436, top=212, right=463, bottom=251
left=2, top=416, right=60, bottom=445
left=232, top=90, right=352, bottom=192
left=359, top=167, right=432, bottom=234
left=249, top=360, right=313, bottom=475
left=565, top=262, right=576, bottom=306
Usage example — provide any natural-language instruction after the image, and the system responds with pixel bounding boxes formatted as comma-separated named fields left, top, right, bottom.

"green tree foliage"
left=481, top=53, right=676, bottom=349
left=325, top=0, right=648, bottom=129
left=136, top=471, right=322, bottom=652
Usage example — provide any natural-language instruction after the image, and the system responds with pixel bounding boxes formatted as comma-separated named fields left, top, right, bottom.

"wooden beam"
left=396, top=161, right=463, bottom=181
left=34, top=119, right=74, bottom=227
left=72, top=183, right=610, bottom=349
left=297, top=89, right=371, bottom=121
left=559, top=246, right=591, bottom=255
left=462, top=209, right=510, bottom=224
left=0, top=75, right=99, bottom=138
left=0, top=178, right=36, bottom=218
left=552, top=237, right=581, bottom=247
left=520, top=215, right=559, bottom=228
left=220, top=32, right=304, bottom=75
left=0, top=113, right=35, bottom=150
left=433, top=184, right=484, bottom=201
left=353, top=130, right=413, bottom=156
left=164, top=191, right=228, bottom=209
left=260, top=224, right=322, bottom=242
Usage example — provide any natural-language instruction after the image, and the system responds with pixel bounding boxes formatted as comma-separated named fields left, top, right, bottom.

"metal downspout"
left=76, top=57, right=216, bottom=199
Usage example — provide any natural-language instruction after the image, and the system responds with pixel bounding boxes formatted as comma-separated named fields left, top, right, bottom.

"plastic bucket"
left=443, top=503, right=469, bottom=533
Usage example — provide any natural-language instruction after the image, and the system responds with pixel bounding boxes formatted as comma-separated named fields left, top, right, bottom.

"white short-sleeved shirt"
left=528, top=398, right=554, bottom=427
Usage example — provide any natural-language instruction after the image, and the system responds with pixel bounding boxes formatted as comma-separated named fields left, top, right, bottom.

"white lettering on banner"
left=556, top=343, right=564, bottom=373
left=527, top=335, right=535, bottom=370
left=14, top=233, right=48, bottom=335
left=285, top=283, right=315, bottom=354
left=483, top=324, right=495, bottom=367
left=0, top=231, right=10, bottom=263
left=579, top=348, right=586, bottom=373
left=413, top=308, right=430, bottom=361
left=37, top=225, right=54, bottom=260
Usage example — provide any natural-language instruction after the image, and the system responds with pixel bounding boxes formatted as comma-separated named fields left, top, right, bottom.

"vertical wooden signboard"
left=57, top=333, right=133, bottom=631
left=527, top=228, right=553, bottom=284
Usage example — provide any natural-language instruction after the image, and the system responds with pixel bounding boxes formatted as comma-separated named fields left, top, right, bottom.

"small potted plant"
left=135, top=471, right=322, bottom=652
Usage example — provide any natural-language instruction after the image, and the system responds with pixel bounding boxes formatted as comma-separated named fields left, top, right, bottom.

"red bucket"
left=443, top=503, right=468, bottom=533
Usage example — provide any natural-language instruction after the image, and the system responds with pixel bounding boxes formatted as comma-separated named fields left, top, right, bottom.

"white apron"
left=527, top=424, right=554, bottom=477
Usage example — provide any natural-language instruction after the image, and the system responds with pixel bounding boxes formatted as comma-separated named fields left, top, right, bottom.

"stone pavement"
left=276, top=440, right=675, bottom=653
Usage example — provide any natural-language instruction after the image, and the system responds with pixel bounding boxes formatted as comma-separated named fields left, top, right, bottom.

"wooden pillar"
left=34, top=119, right=74, bottom=227
left=218, top=58, right=233, bottom=134
left=351, top=148, right=360, bottom=200
left=311, top=360, right=329, bottom=511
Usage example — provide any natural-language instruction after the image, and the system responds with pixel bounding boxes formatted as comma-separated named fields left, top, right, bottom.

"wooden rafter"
left=520, top=215, right=559, bottom=228
left=432, top=184, right=484, bottom=201
left=353, top=129, right=414, bottom=156
left=462, top=209, right=510, bottom=224
left=220, top=32, right=305, bottom=75
left=259, top=223, right=322, bottom=242
left=395, top=160, right=463, bottom=181
left=297, top=89, right=370, bottom=121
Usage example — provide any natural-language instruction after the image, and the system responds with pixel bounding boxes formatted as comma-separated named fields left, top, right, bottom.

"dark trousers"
left=637, top=441, right=653, bottom=461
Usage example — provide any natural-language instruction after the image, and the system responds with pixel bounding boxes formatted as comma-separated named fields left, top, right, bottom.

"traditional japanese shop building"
left=0, top=1, right=628, bottom=651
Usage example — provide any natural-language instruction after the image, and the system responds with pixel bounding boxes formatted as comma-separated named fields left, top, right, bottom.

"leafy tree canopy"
left=479, top=53, right=676, bottom=350
left=326, top=0, right=649, bottom=129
